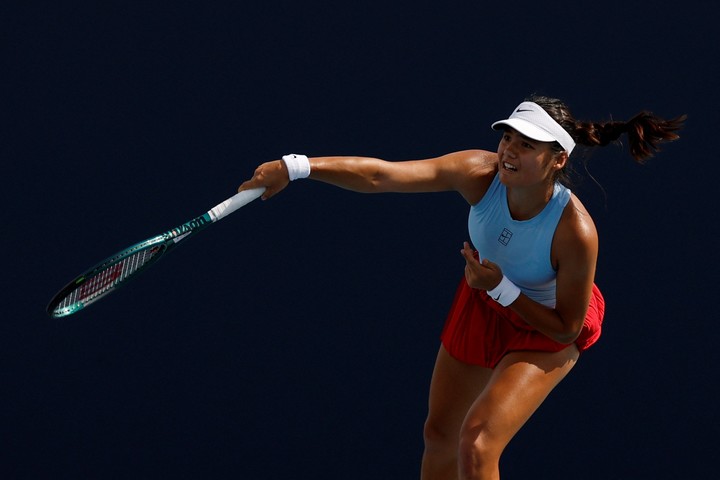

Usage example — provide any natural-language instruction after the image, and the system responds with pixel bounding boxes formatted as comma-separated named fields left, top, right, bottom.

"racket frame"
left=46, top=188, right=264, bottom=318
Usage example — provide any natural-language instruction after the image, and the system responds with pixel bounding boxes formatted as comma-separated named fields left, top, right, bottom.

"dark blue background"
left=3, top=2, right=717, bottom=478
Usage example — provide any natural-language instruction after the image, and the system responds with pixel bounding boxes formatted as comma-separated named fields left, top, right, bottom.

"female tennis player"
left=239, top=95, right=684, bottom=480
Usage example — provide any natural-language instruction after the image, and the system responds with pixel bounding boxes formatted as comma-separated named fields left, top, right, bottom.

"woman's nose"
left=504, top=145, right=517, bottom=159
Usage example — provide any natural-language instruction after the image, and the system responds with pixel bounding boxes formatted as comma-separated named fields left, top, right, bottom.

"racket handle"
left=208, top=188, right=265, bottom=221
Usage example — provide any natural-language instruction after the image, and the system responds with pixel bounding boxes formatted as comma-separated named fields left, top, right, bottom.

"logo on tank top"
left=498, top=228, right=513, bottom=246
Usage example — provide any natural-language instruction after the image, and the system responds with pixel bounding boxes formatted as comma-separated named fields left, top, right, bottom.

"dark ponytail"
left=574, top=111, right=686, bottom=162
left=528, top=95, right=686, bottom=163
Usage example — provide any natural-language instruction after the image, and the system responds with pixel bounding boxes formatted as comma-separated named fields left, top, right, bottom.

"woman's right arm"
left=238, top=150, right=498, bottom=203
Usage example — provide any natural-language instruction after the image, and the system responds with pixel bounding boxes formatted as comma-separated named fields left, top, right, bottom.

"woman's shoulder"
left=443, top=149, right=497, bottom=171
left=556, top=194, right=598, bottom=251
left=439, top=150, right=498, bottom=204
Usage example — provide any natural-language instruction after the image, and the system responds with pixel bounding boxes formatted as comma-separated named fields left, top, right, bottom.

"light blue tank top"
left=468, top=174, right=571, bottom=307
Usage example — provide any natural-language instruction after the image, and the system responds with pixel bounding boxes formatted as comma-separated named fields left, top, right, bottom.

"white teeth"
left=503, top=162, right=517, bottom=171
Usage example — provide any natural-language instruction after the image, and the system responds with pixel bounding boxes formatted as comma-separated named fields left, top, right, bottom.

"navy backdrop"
left=2, top=2, right=718, bottom=479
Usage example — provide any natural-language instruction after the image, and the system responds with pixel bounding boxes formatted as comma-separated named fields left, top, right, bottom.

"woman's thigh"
left=460, top=345, right=580, bottom=451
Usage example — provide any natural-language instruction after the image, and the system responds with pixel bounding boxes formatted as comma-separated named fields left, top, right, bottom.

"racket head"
left=47, top=235, right=171, bottom=318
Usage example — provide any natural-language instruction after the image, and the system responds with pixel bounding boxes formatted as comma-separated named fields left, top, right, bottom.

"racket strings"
left=57, top=246, right=162, bottom=309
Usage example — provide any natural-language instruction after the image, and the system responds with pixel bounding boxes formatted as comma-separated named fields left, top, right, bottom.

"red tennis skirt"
left=441, top=278, right=605, bottom=368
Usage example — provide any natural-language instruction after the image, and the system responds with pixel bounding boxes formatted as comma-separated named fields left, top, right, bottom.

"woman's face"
left=496, top=128, right=565, bottom=188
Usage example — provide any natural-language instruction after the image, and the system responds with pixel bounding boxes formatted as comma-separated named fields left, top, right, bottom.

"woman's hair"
left=528, top=95, right=686, bottom=184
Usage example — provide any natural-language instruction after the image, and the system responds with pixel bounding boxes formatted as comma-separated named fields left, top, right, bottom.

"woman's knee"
left=457, top=428, right=502, bottom=476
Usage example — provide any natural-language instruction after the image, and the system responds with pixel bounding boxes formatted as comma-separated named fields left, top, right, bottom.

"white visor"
left=491, top=101, right=576, bottom=154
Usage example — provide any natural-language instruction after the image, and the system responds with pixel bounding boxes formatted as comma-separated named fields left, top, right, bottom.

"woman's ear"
left=553, top=151, right=569, bottom=170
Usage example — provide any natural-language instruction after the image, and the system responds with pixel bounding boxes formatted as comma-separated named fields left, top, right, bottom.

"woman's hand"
left=238, top=159, right=290, bottom=200
left=460, top=241, right=503, bottom=291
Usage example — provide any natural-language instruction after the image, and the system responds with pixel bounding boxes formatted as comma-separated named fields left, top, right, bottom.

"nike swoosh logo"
left=516, top=109, right=533, bottom=112
left=493, top=294, right=501, bottom=301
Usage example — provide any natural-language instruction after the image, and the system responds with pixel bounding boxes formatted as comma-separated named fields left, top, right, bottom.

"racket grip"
left=208, top=188, right=265, bottom=221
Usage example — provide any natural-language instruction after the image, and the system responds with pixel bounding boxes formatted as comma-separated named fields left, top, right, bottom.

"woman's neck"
left=505, top=183, right=554, bottom=221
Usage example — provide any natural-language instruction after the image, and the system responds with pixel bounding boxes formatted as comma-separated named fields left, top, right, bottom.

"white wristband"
left=282, top=154, right=311, bottom=181
left=486, top=275, right=521, bottom=307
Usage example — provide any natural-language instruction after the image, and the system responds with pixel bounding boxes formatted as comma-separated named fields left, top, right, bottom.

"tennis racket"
left=47, top=187, right=266, bottom=318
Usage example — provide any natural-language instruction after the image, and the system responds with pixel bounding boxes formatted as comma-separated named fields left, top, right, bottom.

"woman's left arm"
left=515, top=197, right=598, bottom=343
